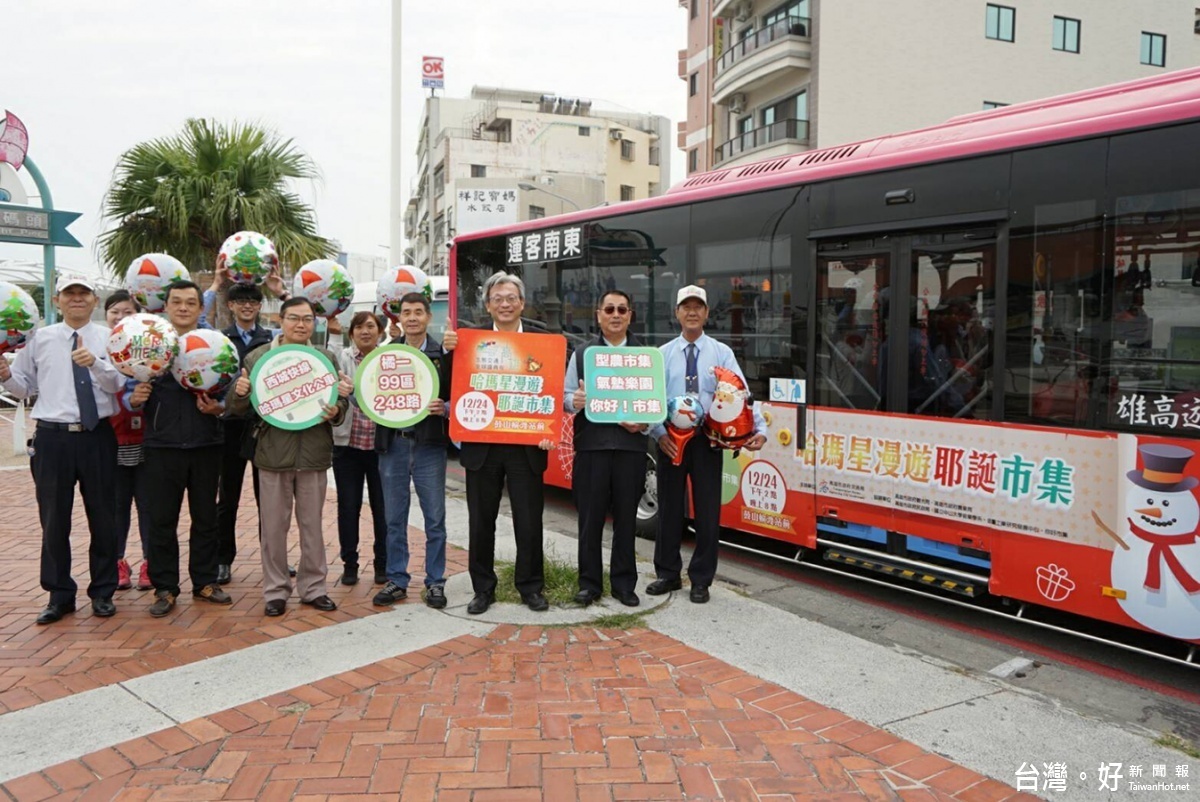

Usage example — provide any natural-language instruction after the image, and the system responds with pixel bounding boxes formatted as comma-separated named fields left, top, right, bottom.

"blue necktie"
left=685, top=343, right=699, bottom=395
left=72, top=332, right=100, bottom=430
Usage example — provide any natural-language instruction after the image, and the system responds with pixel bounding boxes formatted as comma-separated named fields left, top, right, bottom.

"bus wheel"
left=635, top=454, right=658, bottom=540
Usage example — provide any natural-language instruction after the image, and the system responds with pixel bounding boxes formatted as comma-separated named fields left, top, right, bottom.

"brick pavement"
left=0, top=465, right=469, bottom=716
left=1, top=625, right=1029, bottom=802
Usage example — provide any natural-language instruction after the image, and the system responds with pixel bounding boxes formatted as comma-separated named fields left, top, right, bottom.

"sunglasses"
left=602, top=305, right=630, bottom=315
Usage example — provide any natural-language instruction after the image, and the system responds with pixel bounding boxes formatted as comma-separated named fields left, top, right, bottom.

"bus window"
left=814, top=250, right=889, bottom=411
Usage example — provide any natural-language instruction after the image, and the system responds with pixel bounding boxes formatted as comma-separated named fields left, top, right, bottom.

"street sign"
left=422, top=56, right=445, bottom=89
left=0, top=202, right=81, bottom=247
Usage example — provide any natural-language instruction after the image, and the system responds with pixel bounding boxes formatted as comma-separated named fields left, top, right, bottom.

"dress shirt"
left=1, top=321, right=123, bottom=423
left=563, top=335, right=626, bottom=413
left=648, top=332, right=767, bottom=441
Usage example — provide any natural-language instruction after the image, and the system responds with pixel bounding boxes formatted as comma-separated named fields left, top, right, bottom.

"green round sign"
left=249, top=344, right=339, bottom=431
left=353, top=344, right=440, bottom=429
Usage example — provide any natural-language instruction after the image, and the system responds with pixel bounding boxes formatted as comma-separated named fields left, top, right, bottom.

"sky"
left=0, top=0, right=687, bottom=276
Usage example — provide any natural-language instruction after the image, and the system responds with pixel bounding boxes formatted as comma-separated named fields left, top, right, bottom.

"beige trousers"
left=259, top=469, right=329, bottom=603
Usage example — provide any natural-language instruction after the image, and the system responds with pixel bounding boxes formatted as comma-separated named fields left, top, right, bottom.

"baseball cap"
left=55, top=273, right=97, bottom=294
left=676, top=285, right=707, bottom=307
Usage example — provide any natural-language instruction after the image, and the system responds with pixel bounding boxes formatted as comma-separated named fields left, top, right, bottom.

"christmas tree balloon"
left=0, top=281, right=39, bottom=355
left=218, top=231, right=277, bottom=285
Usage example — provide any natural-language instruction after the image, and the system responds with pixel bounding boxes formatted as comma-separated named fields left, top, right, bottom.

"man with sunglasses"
left=563, top=291, right=646, bottom=608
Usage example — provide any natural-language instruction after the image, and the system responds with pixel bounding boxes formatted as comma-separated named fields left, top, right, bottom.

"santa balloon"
left=218, top=231, right=278, bottom=285
left=171, top=329, right=240, bottom=396
left=664, top=395, right=704, bottom=466
left=702, top=366, right=757, bottom=452
left=1110, top=443, right=1200, bottom=640
left=125, top=254, right=189, bottom=312
left=377, top=265, right=431, bottom=323
left=293, top=259, right=354, bottom=318
left=0, top=281, right=38, bottom=355
left=107, top=314, right=179, bottom=382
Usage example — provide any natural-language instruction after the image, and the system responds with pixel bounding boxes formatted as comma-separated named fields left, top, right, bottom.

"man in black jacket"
left=442, top=272, right=554, bottom=615
left=130, top=281, right=233, bottom=617
left=372, top=293, right=453, bottom=610
left=563, top=290, right=647, bottom=608
left=215, top=282, right=275, bottom=584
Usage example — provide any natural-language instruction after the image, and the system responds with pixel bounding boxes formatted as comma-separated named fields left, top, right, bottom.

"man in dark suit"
left=215, top=282, right=276, bottom=583
left=443, top=271, right=554, bottom=614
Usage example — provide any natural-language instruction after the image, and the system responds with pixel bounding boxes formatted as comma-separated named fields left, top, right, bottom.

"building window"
left=578, top=126, right=590, bottom=136
left=690, top=0, right=698, bottom=19
left=982, top=100, right=1009, bottom=110
left=529, top=205, right=545, bottom=220
left=433, top=163, right=445, bottom=196
left=649, top=145, right=661, bottom=166
left=689, top=72, right=698, bottom=97
left=1141, top=31, right=1166, bottom=66
left=620, top=139, right=635, bottom=161
left=688, top=148, right=698, bottom=173
left=470, top=164, right=486, bottom=178
left=1052, top=16, right=1080, bottom=53
left=738, top=116, right=754, bottom=136
left=764, top=1, right=810, bottom=36
left=985, top=4, right=1015, bottom=42
left=762, top=90, right=807, bottom=126
left=620, top=185, right=635, bottom=202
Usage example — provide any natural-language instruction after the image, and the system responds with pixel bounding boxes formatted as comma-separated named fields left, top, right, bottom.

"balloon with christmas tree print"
left=0, top=281, right=39, bottom=355
left=218, top=231, right=278, bottom=285
left=107, top=314, right=178, bottom=382
left=377, top=265, right=431, bottom=323
left=171, top=329, right=240, bottom=395
left=293, top=259, right=355, bottom=318
left=125, top=253, right=189, bottom=312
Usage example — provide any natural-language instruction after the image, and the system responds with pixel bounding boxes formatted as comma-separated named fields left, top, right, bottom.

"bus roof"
left=455, top=66, right=1200, bottom=244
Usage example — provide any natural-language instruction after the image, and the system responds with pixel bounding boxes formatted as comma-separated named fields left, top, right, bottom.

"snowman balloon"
left=1110, top=444, right=1200, bottom=640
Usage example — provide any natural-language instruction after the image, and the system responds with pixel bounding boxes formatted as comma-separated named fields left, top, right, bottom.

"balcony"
left=714, top=118, right=809, bottom=166
left=713, top=16, right=811, bottom=103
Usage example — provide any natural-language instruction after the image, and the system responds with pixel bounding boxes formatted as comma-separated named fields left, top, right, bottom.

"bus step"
left=822, top=549, right=980, bottom=597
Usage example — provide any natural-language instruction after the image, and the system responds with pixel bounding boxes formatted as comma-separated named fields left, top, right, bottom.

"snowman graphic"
left=1108, top=443, right=1200, bottom=640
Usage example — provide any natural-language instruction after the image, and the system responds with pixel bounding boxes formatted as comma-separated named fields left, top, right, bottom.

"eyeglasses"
left=489, top=294, right=521, bottom=306
left=232, top=299, right=262, bottom=306
left=283, top=315, right=315, bottom=324
left=602, top=305, right=630, bottom=315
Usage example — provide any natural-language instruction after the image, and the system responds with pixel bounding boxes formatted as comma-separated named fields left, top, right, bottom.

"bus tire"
left=635, top=453, right=658, bottom=540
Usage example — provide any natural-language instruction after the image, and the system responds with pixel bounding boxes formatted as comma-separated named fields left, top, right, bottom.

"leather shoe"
left=689, top=585, right=710, bottom=604
left=36, top=602, right=75, bottom=625
left=523, top=592, right=550, bottom=612
left=265, top=599, right=286, bottom=617
left=288, top=565, right=297, bottom=577
left=216, top=564, right=232, bottom=585
left=301, top=595, right=338, bottom=612
left=91, top=597, right=116, bottom=617
left=573, top=589, right=601, bottom=606
left=467, top=593, right=493, bottom=615
left=612, top=589, right=640, bottom=607
left=645, top=578, right=682, bottom=596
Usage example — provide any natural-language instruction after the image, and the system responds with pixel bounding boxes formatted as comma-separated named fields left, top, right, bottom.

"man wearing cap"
left=0, top=274, right=124, bottom=624
left=646, top=285, right=766, bottom=603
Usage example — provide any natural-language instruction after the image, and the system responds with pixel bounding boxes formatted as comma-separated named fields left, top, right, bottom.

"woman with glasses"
left=562, top=290, right=648, bottom=608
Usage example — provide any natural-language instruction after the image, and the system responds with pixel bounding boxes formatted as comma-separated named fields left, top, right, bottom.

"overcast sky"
left=1, top=0, right=686, bottom=275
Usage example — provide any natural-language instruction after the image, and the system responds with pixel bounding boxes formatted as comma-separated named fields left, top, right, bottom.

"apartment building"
left=400, top=88, right=671, bottom=276
left=680, top=0, right=1200, bottom=174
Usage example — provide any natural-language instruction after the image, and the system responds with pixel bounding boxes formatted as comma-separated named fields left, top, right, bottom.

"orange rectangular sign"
left=449, top=328, right=567, bottom=446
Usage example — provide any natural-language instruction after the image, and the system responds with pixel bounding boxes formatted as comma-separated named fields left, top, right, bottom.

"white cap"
left=676, top=285, right=707, bottom=307
left=55, top=273, right=97, bottom=294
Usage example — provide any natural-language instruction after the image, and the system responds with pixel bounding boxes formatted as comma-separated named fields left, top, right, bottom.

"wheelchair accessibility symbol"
left=769, top=378, right=806, bottom=404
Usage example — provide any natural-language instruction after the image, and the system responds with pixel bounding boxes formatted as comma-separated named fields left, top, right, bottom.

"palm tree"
left=99, top=118, right=335, bottom=327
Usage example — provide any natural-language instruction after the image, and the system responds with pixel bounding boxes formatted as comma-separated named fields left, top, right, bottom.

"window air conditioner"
left=729, top=94, right=746, bottom=115
left=609, top=129, right=624, bottom=141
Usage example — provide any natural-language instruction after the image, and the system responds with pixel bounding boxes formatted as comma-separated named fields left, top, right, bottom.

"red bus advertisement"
left=448, top=68, right=1200, bottom=658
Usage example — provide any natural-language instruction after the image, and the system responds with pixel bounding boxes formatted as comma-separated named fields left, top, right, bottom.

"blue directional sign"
left=0, top=202, right=81, bottom=247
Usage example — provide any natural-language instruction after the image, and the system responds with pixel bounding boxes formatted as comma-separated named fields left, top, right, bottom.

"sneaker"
left=116, top=559, right=132, bottom=590
left=148, top=590, right=176, bottom=617
left=373, top=581, right=407, bottom=606
left=424, top=585, right=447, bottom=609
left=193, top=584, right=233, bottom=605
left=136, top=562, right=152, bottom=591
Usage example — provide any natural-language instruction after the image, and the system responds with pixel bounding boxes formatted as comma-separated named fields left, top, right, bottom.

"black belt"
left=37, top=419, right=109, bottom=433
left=398, top=430, right=416, bottom=439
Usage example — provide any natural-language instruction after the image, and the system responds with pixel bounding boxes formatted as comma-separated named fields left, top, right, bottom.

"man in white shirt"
left=0, top=274, right=125, bottom=624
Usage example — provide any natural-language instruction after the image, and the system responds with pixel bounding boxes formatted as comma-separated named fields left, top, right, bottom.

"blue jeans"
left=379, top=436, right=447, bottom=589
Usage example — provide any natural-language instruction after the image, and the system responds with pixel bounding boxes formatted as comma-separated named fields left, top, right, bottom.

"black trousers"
left=331, top=445, right=387, bottom=568
left=144, top=445, right=222, bottom=596
left=115, top=462, right=150, bottom=561
left=466, top=444, right=544, bottom=597
left=31, top=421, right=119, bottom=604
left=216, top=419, right=260, bottom=565
left=654, top=436, right=723, bottom=587
left=573, top=449, right=643, bottom=595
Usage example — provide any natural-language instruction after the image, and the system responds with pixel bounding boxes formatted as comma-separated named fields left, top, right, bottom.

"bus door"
left=812, top=226, right=999, bottom=570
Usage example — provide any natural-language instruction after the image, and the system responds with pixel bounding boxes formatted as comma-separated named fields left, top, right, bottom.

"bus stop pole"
left=21, top=156, right=58, bottom=325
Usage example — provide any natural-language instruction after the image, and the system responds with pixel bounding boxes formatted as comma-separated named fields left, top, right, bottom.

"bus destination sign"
left=506, top=225, right=584, bottom=266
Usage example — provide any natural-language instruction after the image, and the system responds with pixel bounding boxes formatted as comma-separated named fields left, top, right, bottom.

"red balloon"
left=702, top=366, right=756, bottom=450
